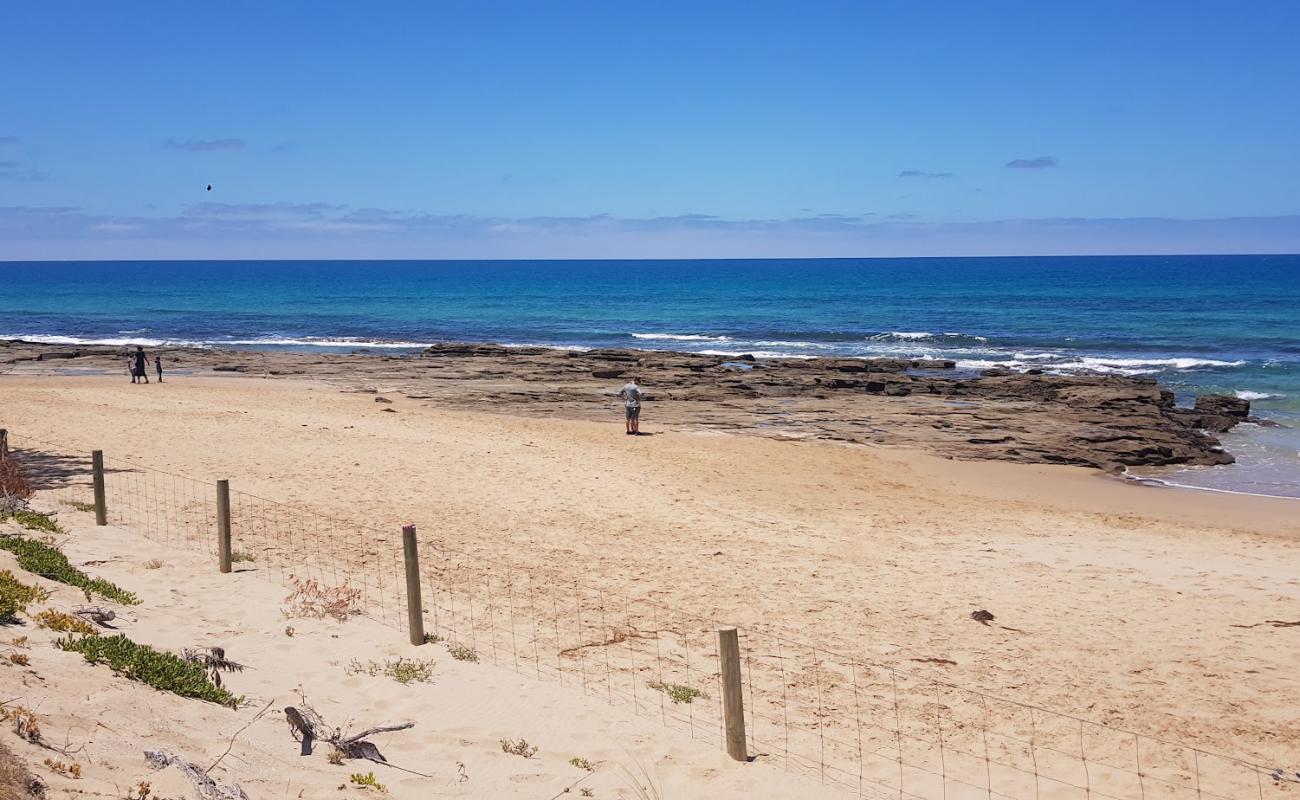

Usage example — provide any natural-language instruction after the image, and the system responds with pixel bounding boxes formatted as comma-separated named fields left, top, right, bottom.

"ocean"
left=2, top=255, right=1298, bottom=497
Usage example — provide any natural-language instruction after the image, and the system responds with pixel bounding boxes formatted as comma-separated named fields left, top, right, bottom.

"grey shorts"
left=625, top=405, right=641, bottom=420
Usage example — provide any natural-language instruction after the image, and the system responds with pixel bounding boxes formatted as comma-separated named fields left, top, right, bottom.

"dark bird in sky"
left=206, top=184, right=212, bottom=191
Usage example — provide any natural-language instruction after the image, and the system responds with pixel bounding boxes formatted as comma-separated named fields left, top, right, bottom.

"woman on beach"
left=131, top=345, right=149, bottom=384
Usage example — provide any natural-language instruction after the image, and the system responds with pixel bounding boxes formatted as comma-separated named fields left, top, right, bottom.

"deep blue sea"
left=2, top=256, right=1298, bottom=497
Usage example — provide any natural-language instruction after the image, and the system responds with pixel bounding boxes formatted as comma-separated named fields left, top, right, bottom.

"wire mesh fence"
left=2, top=432, right=1293, bottom=799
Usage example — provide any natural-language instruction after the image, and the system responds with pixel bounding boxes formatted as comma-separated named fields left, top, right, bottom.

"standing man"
left=132, top=345, right=150, bottom=384
left=618, top=376, right=643, bottom=435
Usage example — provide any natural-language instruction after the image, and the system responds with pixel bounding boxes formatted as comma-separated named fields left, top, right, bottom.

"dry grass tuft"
left=0, top=739, right=40, bottom=800
left=282, top=575, right=363, bottom=621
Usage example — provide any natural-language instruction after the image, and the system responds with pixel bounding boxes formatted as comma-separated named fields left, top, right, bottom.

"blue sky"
left=2, top=1, right=1299, bottom=258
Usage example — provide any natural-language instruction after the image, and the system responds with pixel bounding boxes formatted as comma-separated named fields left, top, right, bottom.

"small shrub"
left=0, top=570, right=49, bottom=622
left=33, top=609, right=96, bottom=635
left=0, top=460, right=33, bottom=509
left=5, top=652, right=29, bottom=666
left=56, top=633, right=240, bottom=707
left=327, top=748, right=344, bottom=766
left=284, top=625, right=295, bottom=637
left=581, top=789, right=594, bottom=797
left=423, top=632, right=443, bottom=644
left=0, top=706, right=40, bottom=742
left=282, top=575, right=362, bottom=621
left=66, top=501, right=96, bottom=514
left=446, top=642, right=479, bottom=663
left=500, top=738, right=538, bottom=758
left=569, top=756, right=595, bottom=771
left=43, top=757, right=81, bottom=779
left=349, top=771, right=386, bottom=792
left=9, top=635, right=27, bottom=648
left=131, top=781, right=152, bottom=800
left=230, top=550, right=256, bottom=563
left=648, top=681, right=705, bottom=704
left=0, top=536, right=138, bottom=605
left=143, top=559, right=164, bottom=570
left=181, top=646, right=246, bottom=688
left=346, top=657, right=435, bottom=685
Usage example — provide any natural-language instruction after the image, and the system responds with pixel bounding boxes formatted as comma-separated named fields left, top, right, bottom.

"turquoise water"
left=2, top=256, right=1298, bottom=495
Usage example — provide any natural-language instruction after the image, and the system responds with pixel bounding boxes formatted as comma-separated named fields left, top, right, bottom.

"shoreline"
left=0, top=337, right=1265, bottom=475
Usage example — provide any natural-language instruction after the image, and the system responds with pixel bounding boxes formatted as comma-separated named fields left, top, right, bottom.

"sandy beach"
left=3, top=366, right=1298, bottom=790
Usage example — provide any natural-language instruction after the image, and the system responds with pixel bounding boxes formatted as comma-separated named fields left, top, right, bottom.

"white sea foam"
left=500, top=342, right=591, bottom=352
left=222, top=337, right=432, bottom=349
left=871, top=331, right=934, bottom=341
left=1235, top=390, right=1276, bottom=400
left=0, top=333, right=209, bottom=348
left=750, top=340, right=835, bottom=349
left=698, top=349, right=816, bottom=359
left=630, top=333, right=730, bottom=342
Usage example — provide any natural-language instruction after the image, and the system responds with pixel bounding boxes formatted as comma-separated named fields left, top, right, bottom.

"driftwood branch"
left=284, top=693, right=413, bottom=765
left=206, top=700, right=274, bottom=774
left=144, top=749, right=248, bottom=800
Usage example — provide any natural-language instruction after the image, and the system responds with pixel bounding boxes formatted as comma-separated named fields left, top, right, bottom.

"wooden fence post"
left=91, top=450, right=107, bottom=526
left=402, top=524, right=426, bottom=646
left=718, top=626, right=748, bottom=762
left=0, top=428, right=8, bottom=461
left=216, top=480, right=232, bottom=574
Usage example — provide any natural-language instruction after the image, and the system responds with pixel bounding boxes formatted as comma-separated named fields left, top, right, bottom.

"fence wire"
left=3, top=433, right=1294, bottom=800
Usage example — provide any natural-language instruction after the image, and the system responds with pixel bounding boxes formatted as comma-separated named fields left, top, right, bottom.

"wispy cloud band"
left=162, top=138, right=246, bottom=152
left=3, top=203, right=1298, bottom=260
left=1006, top=156, right=1059, bottom=169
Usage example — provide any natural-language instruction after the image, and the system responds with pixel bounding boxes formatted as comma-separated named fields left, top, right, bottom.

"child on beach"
left=155, top=356, right=163, bottom=383
left=619, top=377, right=643, bottom=435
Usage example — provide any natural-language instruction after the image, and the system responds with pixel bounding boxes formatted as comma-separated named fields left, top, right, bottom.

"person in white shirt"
left=618, top=378, right=643, bottom=435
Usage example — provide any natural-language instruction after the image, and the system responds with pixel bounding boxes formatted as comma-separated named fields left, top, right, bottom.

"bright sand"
left=3, top=375, right=1299, bottom=794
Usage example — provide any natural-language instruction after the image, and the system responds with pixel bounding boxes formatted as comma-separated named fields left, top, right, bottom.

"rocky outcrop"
left=1195, top=395, right=1251, bottom=418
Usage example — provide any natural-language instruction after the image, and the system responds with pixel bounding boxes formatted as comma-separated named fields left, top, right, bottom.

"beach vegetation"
left=0, top=740, right=37, bottom=799
left=56, top=633, right=241, bottom=707
left=181, top=646, right=246, bottom=688
left=0, top=509, right=63, bottom=534
left=5, top=651, right=29, bottom=666
left=143, top=558, right=164, bottom=569
left=0, top=570, right=49, bottom=622
left=43, top=757, right=82, bottom=779
left=33, top=609, right=96, bottom=635
left=581, top=789, right=594, bottom=797
left=423, top=632, right=443, bottom=644
left=345, top=657, right=435, bottom=684
left=1, top=705, right=41, bottom=742
left=0, top=459, right=33, bottom=511
left=446, top=642, right=479, bottom=662
left=65, top=500, right=97, bottom=514
left=0, top=535, right=139, bottom=604
left=500, top=737, right=538, bottom=758
left=648, top=681, right=704, bottom=704
left=283, top=574, right=363, bottom=621
left=230, top=550, right=256, bottom=563
left=349, top=771, right=386, bottom=792
left=569, top=756, right=595, bottom=771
